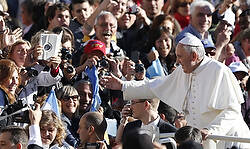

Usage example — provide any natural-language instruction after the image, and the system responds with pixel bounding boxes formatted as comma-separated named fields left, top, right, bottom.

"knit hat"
left=84, top=40, right=106, bottom=55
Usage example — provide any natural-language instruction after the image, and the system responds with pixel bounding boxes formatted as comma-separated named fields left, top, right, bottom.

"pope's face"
left=176, top=44, right=196, bottom=74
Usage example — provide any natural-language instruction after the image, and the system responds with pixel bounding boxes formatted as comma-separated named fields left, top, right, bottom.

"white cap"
left=229, top=62, right=249, bottom=74
left=179, top=34, right=203, bottom=47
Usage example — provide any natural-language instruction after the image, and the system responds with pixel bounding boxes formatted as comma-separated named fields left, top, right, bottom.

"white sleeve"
left=122, top=79, right=156, bottom=101
left=36, top=69, right=63, bottom=86
left=207, top=106, right=244, bottom=136
left=28, top=124, right=43, bottom=147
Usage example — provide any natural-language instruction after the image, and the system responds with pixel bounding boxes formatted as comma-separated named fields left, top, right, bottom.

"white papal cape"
left=122, top=56, right=250, bottom=148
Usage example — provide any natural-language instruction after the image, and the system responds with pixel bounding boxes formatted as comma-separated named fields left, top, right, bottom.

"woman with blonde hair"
left=0, top=59, right=19, bottom=127
left=28, top=109, right=73, bottom=149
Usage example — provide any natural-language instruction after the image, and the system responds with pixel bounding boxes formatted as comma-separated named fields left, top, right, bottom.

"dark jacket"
left=0, top=88, right=13, bottom=127
left=123, top=119, right=177, bottom=149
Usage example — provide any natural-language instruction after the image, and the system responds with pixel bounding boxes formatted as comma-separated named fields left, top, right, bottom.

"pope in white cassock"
left=101, top=34, right=250, bottom=149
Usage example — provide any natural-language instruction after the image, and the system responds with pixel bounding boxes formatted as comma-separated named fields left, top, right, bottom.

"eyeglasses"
left=179, top=2, right=191, bottom=7
left=62, top=95, right=79, bottom=101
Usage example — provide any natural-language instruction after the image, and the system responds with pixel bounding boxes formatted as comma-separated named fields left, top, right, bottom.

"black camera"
left=85, top=143, right=100, bottom=149
left=24, top=67, right=39, bottom=77
left=135, top=63, right=144, bottom=73
left=66, top=65, right=74, bottom=73
left=5, top=99, right=34, bottom=123
left=61, top=62, right=75, bottom=73
left=61, top=48, right=72, bottom=60
left=97, top=57, right=109, bottom=69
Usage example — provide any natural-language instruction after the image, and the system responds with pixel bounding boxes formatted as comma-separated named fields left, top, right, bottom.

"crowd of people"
left=0, top=0, right=249, bottom=148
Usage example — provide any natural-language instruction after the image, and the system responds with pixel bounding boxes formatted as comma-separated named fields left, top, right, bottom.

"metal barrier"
left=159, top=137, right=177, bottom=149
left=159, top=133, right=250, bottom=143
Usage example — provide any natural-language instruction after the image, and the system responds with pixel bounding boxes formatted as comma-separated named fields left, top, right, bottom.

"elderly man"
left=101, top=34, right=250, bottom=149
left=93, top=11, right=125, bottom=57
left=176, top=0, right=231, bottom=61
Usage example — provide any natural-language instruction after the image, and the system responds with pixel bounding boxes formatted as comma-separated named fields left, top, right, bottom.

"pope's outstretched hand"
left=100, top=73, right=123, bottom=90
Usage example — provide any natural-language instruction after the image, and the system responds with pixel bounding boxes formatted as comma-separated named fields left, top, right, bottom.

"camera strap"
left=0, top=106, right=29, bottom=121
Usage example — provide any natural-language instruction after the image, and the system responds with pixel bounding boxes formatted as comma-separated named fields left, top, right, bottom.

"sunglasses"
left=62, top=95, right=79, bottom=101
left=205, top=49, right=216, bottom=56
left=179, top=2, right=191, bottom=7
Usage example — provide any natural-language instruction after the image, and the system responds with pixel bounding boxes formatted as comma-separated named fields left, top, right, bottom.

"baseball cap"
left=84, top=40, right=106, bottom=55
left=228, top=62, right=249, bottom=74
left=202, top=39, right=216, bottom=50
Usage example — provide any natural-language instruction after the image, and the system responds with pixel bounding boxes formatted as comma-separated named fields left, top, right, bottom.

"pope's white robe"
left=122, top=56, right=250, bottom=148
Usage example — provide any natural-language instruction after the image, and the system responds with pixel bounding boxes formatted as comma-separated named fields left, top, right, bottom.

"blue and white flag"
left=146, top=47, right=165, bottom=79
left=86, top=66, right=101, bottom=111
left=41, top=87, right=61, bottom=118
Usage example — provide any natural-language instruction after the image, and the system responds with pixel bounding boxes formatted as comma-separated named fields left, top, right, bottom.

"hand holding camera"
left=123, top=58, right=135, bottom=75
left=135, top=6, right=151, bottom=26
left=47, top=56, right=62, bottom=69
left=29, top=103, right=42, bottom=125
left=128, top=4, right=139, bottom=14
left=32, top=45, right=44, bottom=60
left=62, top=62, right=76, bottom=80
left=121, top=103, right=132, bottom=118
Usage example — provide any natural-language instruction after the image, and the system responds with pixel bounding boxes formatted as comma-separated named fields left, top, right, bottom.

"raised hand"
left=100, top=73, right=123, bottom=90
left=29, top=103, right=42, bottom=125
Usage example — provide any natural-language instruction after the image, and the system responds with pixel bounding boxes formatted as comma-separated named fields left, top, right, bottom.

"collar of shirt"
left=141, top=115, right=160, bottom=128
left=192, top=56, right=211, bottom=75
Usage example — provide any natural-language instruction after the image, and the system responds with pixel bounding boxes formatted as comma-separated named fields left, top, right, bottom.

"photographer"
left=53, top=26, right=77, bottom=86
left=76, top=40, right=106, bottom=78
left=0, top=59, right=19, bottom=127
left=16, top=31, right=63, bottom=106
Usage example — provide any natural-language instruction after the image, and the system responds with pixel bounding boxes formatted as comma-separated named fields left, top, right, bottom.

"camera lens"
left=61, top=48, right=72, bottom=60
left=44, top=43, right=52, bottom=51
left=66, top=66, right=74, bottom=73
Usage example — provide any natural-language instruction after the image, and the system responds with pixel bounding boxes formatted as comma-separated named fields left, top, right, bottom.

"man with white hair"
left=93, top=11, right=125, bottom=57
left=175, top=0, right=215, bottom=44
left=176, top=0, right=231, bottom=61
left=101, top=34, right=250, bottom=149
